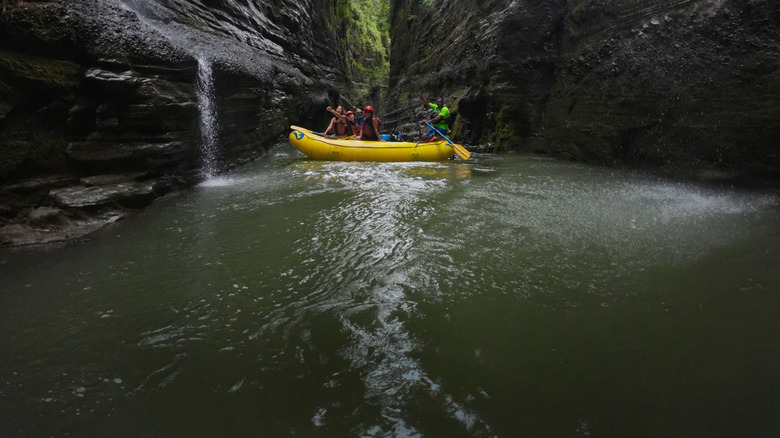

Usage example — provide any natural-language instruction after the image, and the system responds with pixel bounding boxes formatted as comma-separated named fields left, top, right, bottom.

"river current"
left=1, top=144, right=778, bottom=436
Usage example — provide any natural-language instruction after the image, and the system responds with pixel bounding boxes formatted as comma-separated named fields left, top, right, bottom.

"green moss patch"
left=0, top=128, right=68, bottom=178
left=0, top=49, right=81, bottom=90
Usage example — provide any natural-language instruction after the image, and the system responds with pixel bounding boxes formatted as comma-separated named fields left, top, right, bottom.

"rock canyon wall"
left=0, top=0, right=386, bottom=246
left=387, top=0, right=779, bottom=184
left=1, top=0, right=777, bottom=246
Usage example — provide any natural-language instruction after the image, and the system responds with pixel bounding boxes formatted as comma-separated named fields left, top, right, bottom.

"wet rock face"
left=0, top=0, right=362, bottom=246
left=66, top=60, right=200, bottom=180
left=388, top=0, right=779, bottom=185
left=1, top=0, right=353, bottom=180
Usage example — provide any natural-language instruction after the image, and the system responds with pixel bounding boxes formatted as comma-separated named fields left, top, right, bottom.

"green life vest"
left=428, top=103, right=450, bottom=130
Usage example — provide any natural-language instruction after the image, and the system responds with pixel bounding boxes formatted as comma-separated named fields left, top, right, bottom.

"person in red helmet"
left=359, top=105, right=383, bottom=141
left=345, top=111, right=361, bottom=136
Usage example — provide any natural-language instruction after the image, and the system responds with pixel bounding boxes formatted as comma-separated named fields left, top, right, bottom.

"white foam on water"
left=623, top=181, right=777, bottom=219
left=198, top=176, right=239, bottom=188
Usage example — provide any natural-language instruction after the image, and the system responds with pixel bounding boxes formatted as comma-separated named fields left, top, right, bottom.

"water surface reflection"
left=1, top=146, right=778, bottom=437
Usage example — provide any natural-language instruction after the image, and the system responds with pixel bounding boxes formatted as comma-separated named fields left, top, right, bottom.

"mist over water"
left=1, top=146, right=778, bottom=437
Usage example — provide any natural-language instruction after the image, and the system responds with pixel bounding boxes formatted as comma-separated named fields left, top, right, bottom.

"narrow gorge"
left=1, top=2, right=779, bottom=436
left=1, top=0, right=777, bottom=246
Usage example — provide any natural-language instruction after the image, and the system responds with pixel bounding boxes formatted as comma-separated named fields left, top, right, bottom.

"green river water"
left=1, top=144, right=778, bottom=437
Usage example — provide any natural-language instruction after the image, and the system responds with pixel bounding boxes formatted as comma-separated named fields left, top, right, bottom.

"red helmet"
left=345, top=111, right=353, bottom=115
left=364, top=105, right=374, bottom=113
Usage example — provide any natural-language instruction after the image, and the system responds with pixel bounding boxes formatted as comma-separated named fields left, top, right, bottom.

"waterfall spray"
left=197, top=56, right=219, bottom=178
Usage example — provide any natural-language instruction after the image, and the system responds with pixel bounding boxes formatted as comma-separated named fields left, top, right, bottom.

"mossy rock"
left=0, top=49, right=81, bottom=91
left=0, top=128, right=69, bottom=179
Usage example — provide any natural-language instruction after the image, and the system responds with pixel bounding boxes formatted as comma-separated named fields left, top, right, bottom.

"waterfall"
left=197, top=56, right=220, bottom=178
left=114, top=0, right=223, bottom=178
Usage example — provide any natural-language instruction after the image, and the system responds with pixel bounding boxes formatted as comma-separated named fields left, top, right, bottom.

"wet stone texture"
left=0, top=0, right=370, bottom=246
left=386, top=0, right=779, bottom=186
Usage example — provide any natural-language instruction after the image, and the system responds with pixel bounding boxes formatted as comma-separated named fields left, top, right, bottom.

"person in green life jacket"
left=416, top=92, right=450, bottom=142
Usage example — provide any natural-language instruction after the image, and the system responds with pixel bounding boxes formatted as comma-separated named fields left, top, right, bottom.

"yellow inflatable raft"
left=288, top=125, right=466, bottom=161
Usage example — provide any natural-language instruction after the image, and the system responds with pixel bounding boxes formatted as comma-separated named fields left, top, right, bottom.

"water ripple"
left=4, top=151, right=777, bottom=435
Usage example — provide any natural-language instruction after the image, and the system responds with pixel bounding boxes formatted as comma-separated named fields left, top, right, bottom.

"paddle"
left=412, top=107, right=424, bottom=139
left=339, top=96, right=364, bottom=117
left=424, top=121, right=470, bottom=160
left=340, top=95, right=356, bottom=110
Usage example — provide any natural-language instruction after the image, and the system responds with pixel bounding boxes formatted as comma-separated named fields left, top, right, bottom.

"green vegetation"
left=349, top=0, right=390, bottom=60
left=350, top=0, right=390, bottom=101
left=326, top=0, right=390, bottom=62
left=325, top=0, right=391, bottom=98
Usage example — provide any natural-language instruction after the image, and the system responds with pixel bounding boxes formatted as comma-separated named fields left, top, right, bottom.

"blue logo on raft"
left=294, top=132, right=304, bottom=140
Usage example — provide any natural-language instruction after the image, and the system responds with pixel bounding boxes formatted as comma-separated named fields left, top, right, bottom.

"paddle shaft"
left=412, top=107, right=423, bottom=138
left=340, top=95, right=359, bottom=112
left=424, top=121, right=455, bottom=144
left=424, top=121, right=470, bottom=160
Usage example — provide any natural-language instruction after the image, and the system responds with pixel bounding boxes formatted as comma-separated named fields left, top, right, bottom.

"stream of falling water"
left=196, top=56, right=220, bottom=177
left=114, top=0, right=224, bottom=178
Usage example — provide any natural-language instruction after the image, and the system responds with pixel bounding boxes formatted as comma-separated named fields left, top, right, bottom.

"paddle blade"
left=452, top=143, right=470, bottom=160
left=422, top=121, right=470, bottom=160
